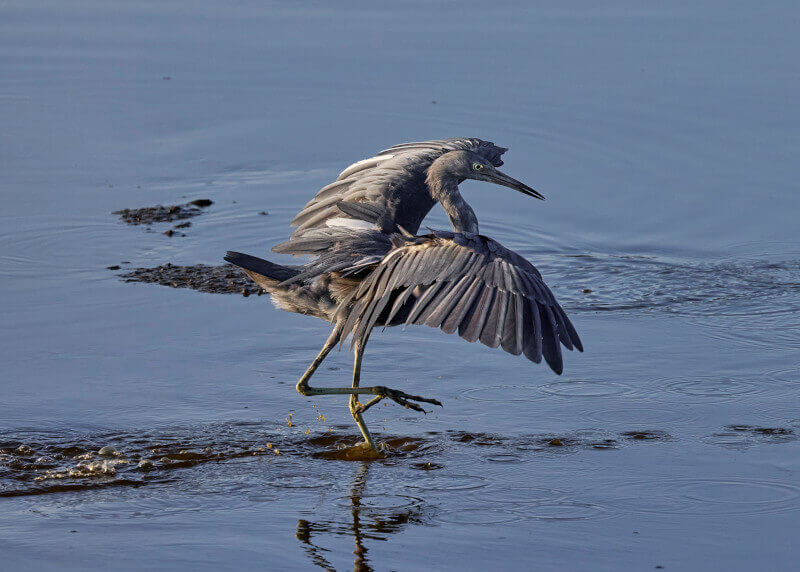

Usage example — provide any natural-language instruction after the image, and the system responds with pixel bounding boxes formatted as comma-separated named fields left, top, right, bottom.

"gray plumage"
left=224, top=138, right=579, bottom=452
left=290, top=137, right=532, bottom=237
left=271, top=227, right=581, bottom=374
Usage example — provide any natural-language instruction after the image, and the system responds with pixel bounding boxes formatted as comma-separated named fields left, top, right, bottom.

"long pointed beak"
left=484, top=170, right=545, bottom=200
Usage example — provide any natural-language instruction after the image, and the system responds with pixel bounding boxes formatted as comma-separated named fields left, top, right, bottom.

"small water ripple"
left=611, top=477, right=800, bottom=516
left=662, top=375, right=765, bottom=401
left=539, top=251, right=800, bottom=315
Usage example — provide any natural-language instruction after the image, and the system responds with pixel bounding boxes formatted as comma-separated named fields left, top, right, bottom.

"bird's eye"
left=472, top=163, right=484, bottom=171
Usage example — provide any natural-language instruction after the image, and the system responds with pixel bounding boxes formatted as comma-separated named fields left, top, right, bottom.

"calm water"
left=2, top=2, right=799, bottom=570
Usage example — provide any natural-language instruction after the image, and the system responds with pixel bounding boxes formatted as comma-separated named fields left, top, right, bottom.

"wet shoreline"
left=4, top=420, right=795, bottom=498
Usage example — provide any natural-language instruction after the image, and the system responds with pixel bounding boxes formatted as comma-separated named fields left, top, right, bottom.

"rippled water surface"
left=2, top=2, right=799, bottom=570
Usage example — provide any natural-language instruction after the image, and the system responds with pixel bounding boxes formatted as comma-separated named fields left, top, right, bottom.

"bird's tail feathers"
left=224, top=251, right=299, bottom=292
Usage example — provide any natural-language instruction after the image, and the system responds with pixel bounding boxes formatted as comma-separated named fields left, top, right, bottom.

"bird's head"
left=434, top=150, right=544, bottom=201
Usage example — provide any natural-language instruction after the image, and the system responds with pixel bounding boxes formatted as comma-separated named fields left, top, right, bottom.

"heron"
left=225, top=138, right=582, bottom=452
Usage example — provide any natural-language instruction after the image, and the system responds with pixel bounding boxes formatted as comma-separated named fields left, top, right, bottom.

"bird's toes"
left=379, top=388, right=442, bottom=413
left=402, top=401, right=426, bottom=413
left=401, top=392, right=443, bottom=408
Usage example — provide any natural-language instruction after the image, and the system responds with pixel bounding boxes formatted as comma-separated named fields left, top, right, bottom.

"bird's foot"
left=359, top=386, right=443, bottom=414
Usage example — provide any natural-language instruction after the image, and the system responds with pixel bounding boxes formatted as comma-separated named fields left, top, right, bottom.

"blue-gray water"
left=1, top=1, right=799, bottom=570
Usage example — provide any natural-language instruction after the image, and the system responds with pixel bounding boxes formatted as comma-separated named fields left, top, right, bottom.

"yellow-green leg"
left=296, top=323, right=443, bottom=451
left=349, top=339, right=377, bottom=450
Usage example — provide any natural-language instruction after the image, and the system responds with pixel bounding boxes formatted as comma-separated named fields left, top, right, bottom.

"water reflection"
left=295, top=462, right=427, bottom=572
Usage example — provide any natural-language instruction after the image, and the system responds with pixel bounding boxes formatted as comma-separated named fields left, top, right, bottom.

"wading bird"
left=225, top=138, right=582, bottom=451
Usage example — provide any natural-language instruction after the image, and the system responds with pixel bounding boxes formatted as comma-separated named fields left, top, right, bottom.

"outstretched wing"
left=340, top=231, right=582, bottom=374
left=290, top=138, right=507, bottom=237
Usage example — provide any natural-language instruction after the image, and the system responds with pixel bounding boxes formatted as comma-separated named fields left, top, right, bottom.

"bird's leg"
left=349, top=339, right=377, bottom=450
left=351, top=387, right=443, bottom=413
left=294, top=322, right=344, bottom=398
left=296, top=324, right=443, bottom=450
left=353, top=395, right=385, bottom=414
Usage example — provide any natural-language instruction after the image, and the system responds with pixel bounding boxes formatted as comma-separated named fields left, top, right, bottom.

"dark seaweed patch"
left=120, top=263, right=263, bottom=296
left=113, top=199, right=213, bottom=225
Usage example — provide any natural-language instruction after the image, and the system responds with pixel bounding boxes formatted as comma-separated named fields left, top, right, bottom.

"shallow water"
left=1, top=1, right=799, bottom=570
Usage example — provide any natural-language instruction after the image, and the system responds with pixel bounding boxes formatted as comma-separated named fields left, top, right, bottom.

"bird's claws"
left=375, top=386, right=443, bottom=413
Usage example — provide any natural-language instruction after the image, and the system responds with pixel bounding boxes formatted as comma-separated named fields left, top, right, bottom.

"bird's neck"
left=427, top=162, right=479, bottom=234
left=439, top=191, right=479, bottom=233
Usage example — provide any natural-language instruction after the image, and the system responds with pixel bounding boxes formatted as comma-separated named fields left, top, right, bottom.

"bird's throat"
left=427, top=165, right=479, bottom=233
left=440, top=191, right=479, bottom=234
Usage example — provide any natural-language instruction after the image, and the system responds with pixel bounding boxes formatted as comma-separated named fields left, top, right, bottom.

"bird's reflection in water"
left=296, top=462, right=427, bottom=571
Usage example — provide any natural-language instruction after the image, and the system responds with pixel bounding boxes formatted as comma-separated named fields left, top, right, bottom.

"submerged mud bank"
left=120, top=263, right=263, bottom=296
left=2, top=421, right=795, bottom=498
left=113, top=199, right=213, bottom=225
left=0, top=424, right=689, bottom=497
left=111, top=199, right=266, bottom=295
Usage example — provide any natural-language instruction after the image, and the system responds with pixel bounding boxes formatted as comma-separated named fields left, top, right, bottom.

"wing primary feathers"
left=417, top=247, right=444, bottom=284
left=384, top=285, right=416, bottom=326
left=512, top=294, right=525, bottom=355
left=553, top=303, right=583, bottom=352
left=405, top=282, right=445, bottom=326
left=353, top=259, right=397, bottom=341
left=542, top=303, right=570, bottom=352
left=550, top=303, right=574, bottom=351
left=500, top=293, right=519, bottom=355
left=524, top=300, right=543, bottom=363
left=461, top=287, right=495, bottom=343
left=539, top=304, right=563, bottom=374
left=437, top=244, right=469, bottom=281
left=442, top=276, right=483, bottom=334
left=424, top=274, right=473, bottom=329
left=521, top=300, right=542, bottom=363
left=358, top=288, right=396, bottom=344
left=400, top=247, right=427, bottom=284
left=415, top=281, right=457, bottom=325
left=385, top=253, right=413, bottom=291
left=355, top=262, right=387, bottom=299
left=500, top=264, right=516, bottom=292
left=481, top=259, right=496, bottom=288
left=518, top=271, right=547, bottom=304
left=340, top=297, right=366, bottom=345
left=480, top=290, right=507, bottom=349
